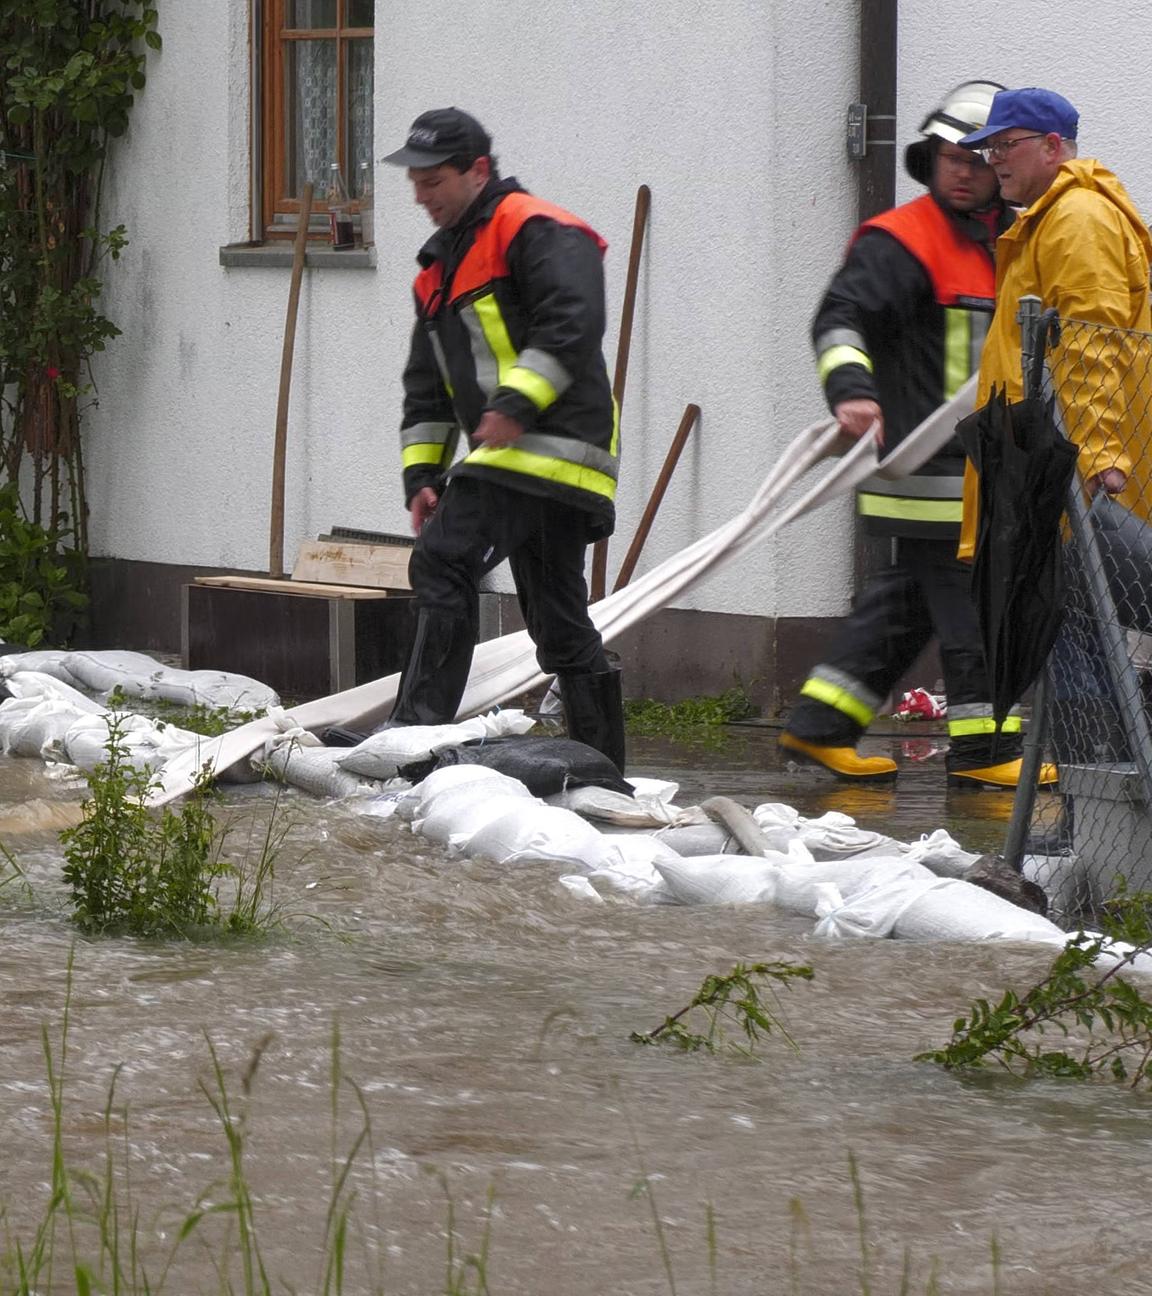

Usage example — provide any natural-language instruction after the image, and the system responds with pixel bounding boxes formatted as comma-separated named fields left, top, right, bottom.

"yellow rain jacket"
left=959, top=158, right=1152, bottom=559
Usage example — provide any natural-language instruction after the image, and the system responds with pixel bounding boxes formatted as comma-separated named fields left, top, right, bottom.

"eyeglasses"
left=979, top=133, right=1047, bottom=162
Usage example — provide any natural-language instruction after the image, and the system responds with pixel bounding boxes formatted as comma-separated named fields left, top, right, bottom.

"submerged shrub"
left=60, top=714, right=274, bottom=937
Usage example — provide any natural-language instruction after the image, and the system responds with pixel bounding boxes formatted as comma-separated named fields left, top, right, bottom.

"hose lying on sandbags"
left=146, top=381, right=976, bottom=807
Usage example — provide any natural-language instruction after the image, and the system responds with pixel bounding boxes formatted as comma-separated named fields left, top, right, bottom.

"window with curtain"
left=260, top=0, right=374, bottom=240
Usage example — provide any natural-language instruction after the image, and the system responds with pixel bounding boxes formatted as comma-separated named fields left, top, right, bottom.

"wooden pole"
left=269, top=181, right=313, bottom=578
left=590, top=182, right=651, bottom=601
left=611, top=403, right=699, bottom=593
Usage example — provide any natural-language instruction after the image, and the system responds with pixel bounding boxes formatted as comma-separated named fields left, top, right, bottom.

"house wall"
left=82, top=1, right=1152, bottom=703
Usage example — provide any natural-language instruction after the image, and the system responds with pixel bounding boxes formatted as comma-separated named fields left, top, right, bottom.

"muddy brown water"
left=1, top=729, right=1150, bottom=1294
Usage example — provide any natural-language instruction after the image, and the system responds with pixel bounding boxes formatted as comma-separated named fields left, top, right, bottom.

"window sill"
left=218, top=242, right=376, bottom=270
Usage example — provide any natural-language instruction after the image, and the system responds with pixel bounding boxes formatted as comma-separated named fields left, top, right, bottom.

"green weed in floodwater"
left=59, top=713, right=285, bottom=938
left=631, top=960, right=815, bottom=1056
left=920, top=886, right=1152, bottom=1086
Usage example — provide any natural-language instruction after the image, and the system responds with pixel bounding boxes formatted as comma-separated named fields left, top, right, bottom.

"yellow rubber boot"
left=779, top=732, right=897, bottom=781
left=947, top=759, right=1059, bottom=790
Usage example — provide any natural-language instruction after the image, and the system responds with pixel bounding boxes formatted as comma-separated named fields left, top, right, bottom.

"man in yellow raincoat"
left=959, top=87, right=1152, bottom=551
left=958, top=87, right=1152, bottom=798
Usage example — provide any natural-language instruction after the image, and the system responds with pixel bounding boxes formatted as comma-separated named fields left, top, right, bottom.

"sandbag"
left=654, top=822, right=740, bottom=856
left=427, top=736, right=632, bottom=796
left=652, top=853, right=784, bottom=905
left=414, top=780, right=536, bottom=848
left=394, top=764, right=507, bottom=822
left=263, top=744, right=378, bottom=799
left=465, top=803, right=617, bottom=871
left=0, top=696, right=88, bottom=760
left=335, top=710, right=536, bottom=780
left=546, top=784, right=680, bottom=828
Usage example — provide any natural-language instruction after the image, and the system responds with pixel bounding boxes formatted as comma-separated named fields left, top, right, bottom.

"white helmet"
left=905, top=80, right=1005, bottom=184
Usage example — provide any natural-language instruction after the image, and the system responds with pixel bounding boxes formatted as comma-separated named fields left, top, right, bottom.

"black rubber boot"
left=320, top=608, right=474, bottom=747
left=387, top=607, right=475, bottom=727
left=559, top=667, right=627, bottom=774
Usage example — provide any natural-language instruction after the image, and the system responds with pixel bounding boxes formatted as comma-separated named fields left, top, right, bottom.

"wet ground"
left=0, top=721, right=1145, bottom=1295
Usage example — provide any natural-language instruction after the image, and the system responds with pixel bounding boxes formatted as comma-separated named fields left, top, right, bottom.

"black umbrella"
left=955, top=385, right=1079, bottom=743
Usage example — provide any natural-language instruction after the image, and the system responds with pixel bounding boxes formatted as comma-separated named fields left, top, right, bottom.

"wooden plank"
left=193, top=575, right=396, bottom=600
left=291, top=539, right=412, bottom=590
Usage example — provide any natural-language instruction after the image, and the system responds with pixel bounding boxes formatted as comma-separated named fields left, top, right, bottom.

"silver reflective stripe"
left=460, top=303, right=500, bottom=396
left=428, top=333, right=454, bottom=392
left=808, top=665, right=884, bottom=712
left=486, top=431, right=619, bottom=479
left=970, top=312, right=990, bottom=372
left=814, top=328, right=869, bottom=356
left=402, top=421, right=456, bottom=448
left=948, top=703, right=1023, bottom=719
left=516, top=347, right=572, bottom=397
left=857, top=473, right=964, bottom=499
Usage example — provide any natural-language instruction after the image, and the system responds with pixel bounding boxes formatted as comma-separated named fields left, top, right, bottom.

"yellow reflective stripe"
left=947, top=716, right=1024, bottom=737
left=502, top=364, right=558, bottom=411
left=799, top=677, right=875, bottom=728
left=817, top=345, right=872, bottom=384
left=402, top=442, right=448, bottom=469
left=471, top=293, right=518, bottom=382
left=857, top=494, right=963, bottom=523
left=943, top=308, right=971, bottom=400
left=463, top=444, right=616, bottom=500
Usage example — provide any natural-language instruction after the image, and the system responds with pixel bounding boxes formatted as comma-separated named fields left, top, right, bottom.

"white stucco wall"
left=91, top=2, right=1151, bottom=627
left=85, top=0, right=859, bottom=623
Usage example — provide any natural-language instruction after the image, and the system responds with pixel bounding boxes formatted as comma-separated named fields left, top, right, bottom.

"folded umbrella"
left=956, top=386, right=1079, bottom=742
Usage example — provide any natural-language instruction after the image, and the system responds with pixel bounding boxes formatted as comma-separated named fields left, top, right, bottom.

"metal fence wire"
left=1008, top=298, right=1152, bottom=925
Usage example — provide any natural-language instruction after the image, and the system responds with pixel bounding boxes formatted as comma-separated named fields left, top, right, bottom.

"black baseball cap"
left=381, top=107, right=492, bottom=168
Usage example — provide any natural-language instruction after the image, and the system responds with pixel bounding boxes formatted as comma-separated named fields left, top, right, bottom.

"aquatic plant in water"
left=920, top=887, right=1152, bottom=1085
left=630, top=960, right=814, bottom=1056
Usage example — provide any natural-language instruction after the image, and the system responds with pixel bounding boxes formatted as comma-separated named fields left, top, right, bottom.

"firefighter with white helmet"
left=781, top=80, right=1058, bottom=789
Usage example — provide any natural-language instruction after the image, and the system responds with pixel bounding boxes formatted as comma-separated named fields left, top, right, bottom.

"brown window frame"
left=258, top=0, right=373, bottom=240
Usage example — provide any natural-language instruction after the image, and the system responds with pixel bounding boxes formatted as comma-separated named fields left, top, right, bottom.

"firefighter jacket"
left=400, top=177, right=618, bottom=539
left=960, top=158, right=1152, bottom=559
left=812, top=193, right=1007, bottom=538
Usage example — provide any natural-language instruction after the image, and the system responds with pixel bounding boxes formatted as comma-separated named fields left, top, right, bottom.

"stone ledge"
left=218, top=242, right=375, bottom=270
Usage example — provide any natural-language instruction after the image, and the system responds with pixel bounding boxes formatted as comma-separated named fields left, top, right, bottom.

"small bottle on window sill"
left=327, top=162, right=355, bottom=250
left=358, top=159, right=374, bottom=247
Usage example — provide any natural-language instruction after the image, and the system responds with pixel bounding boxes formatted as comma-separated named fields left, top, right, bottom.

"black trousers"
left=787, top=537, right=1018, bottom=765
left=409, top=474, right=609, bottom=678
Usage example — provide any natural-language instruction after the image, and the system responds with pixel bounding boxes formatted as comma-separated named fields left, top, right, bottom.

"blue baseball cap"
left=959, top=87, right=1079, bottom=147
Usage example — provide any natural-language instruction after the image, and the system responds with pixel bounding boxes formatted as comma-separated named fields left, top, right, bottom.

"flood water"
left=2, top=727, right=1151, bottom=1294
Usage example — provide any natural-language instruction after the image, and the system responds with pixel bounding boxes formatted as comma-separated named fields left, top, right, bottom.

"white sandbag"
left=895, top=878, right=1067, bottom=943
left=415, top=781, right=536, bottom=847
left=625, top=777, right=680, bottom=802
left=64, top=713, right=171, bottom=774
left=816, top=874, right=1067, bottom=943
left=0, top=696, right=90, bottom=760
left=902, top=829, right=982, bottom=878
left=654, top=822, right=740, bottom=856
left=3, top=669, right=106, bottom=713
left=583, top=833, right=680, bottom=897
left=753, top=801, right=892, bottom=859
left=44, top=650, right=278, bottom=712
left=335, top=709, right=537, bottom=779
left=546, top=784, right=681, bottom=828
left=0, top=650, right=85, bottom=689
left=394, top=764, right=507, bottom=822
left=465, top=803, right=617, bottom=871
left=263, top=744, right=379, bottom=799
left=775, top=850, right=937, bottom=916
left=653, top=853, right=784, bottom=905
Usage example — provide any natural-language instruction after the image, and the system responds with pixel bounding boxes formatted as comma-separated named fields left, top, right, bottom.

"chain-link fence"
left=1006, top=300, right=1152, bottom=925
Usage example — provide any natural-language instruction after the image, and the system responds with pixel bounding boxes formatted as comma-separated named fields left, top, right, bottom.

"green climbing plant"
left=0, top=1, right=160, bottom=627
